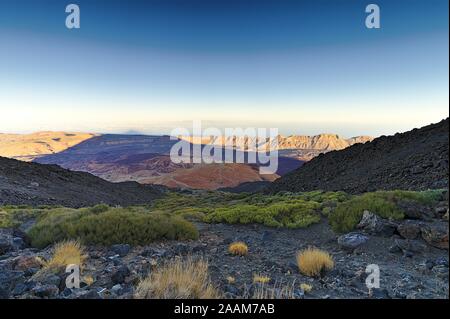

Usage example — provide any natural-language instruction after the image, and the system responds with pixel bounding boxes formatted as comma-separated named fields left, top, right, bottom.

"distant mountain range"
left=267, top=118, right=449, bottom=194
left=0, top=131, right=372, bottom=190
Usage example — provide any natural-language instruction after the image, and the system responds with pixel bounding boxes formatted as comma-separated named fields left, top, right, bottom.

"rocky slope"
left=0, top=156, right=164, bottom=207
left=267, top=119, right=449, bottom=194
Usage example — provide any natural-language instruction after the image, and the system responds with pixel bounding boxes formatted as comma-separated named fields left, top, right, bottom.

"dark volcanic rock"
left=421, top=222, right=449, bottom=250
left=397, top=220, right=423, bottom=240
left=266, top=119, right=449, bottom=194
left=338, top=233, right=369, bottom=251
left=0, top=156, right=165, bottom=207
left=357, top=211, right=397, bottom=236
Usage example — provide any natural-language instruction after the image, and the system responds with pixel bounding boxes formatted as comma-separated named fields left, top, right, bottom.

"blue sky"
left=0, top=0, right=448, bottom=137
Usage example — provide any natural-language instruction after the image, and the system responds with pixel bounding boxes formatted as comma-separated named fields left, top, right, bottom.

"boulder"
left=0, top=238, right=12, bottom=255
left=0, top=228, right=28, bottom=255
left=111, top=265, right=130, bottom=285
left=110, top=244, right=131, bottom=257
left=357, top=211, right=397, bottom=236
left=397, top=201, right=434, bottom=221
left=13, top=255, right=42, bottom=271
left=397, top=220, right=423, bottom=240
left=421, top=222, right=449, bottom=250
left=394, top=239, right=427, bottom=254
left=338, top=233, right=369, bottom=251
left=31, top=284, right=59, bottom=298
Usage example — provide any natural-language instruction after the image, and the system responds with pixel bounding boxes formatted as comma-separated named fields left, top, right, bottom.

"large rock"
left=0, top=228, right=28, bottom=255
left=421, top=222, right=449, bottom=250
left=397, top=201, right=434, bottom=221
left=13, top=255, right=42, bottom=271
left=110, top=244, right=131, bottom=257
left=31, top=284, right=59, bottom=298
left=111, top=265, right=130, bottom=285
left=338, top=233, right=369, bottom=251
left=394, top=239, right=427, bottom=254
left=397, top=220, right=423, bottom=240
left=357, top=211, right=397, bottom=236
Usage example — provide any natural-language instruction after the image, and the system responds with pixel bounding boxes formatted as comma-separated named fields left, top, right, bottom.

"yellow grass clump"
left=82, top=275, right=95, bottom=286
left=44, top=240, right=86, bottom=270
left=228, top=242, right=248, bottom=256
left=252, top=281, right=296, bottom=299
left=134, top=257, right=221, bottom=299
left=226, top=276, right=236, bottom=284
left=253, top=274, right=271, bottom=284
left=300, top=283, right=313, bottom=293
left=296, top=248, right=334, bottom=277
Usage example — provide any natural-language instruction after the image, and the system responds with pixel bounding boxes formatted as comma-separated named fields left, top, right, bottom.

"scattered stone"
left=397, top=220, right=423, bottom=240
left=11, top=283, right=28, bottom=296
left=111, top=284, right=122, bottom=294
left=110, top=244, right=131, bottom=257
left=357, top=211, right=397, bottom=236
left=369, top=288, right=390, bottom=299
left=79, top=289, right=102, bottom=299
left=111, top=265, right=130, bottom=285
left=261, top=231, right=273, bottom=242
left=395, top=239, right=427, bottom=254
left=13, top=255, right=42, bottom=271
left=174, top=243, right=190, bottom=255
left=397, top=201, right=434, bottom=221
left=0, top=287, right=9, bottom=299
left=338, top=233, right=369, bottom=252
left=31, top=284, right=59, bottom=298
left=434, top=256, right=449, bottom=267
left=421, top=222, right=449, bottom=250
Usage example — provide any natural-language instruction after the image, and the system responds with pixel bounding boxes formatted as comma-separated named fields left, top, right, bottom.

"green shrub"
left=88, top=204, right=110, bottom=214
left=28, top=207, right=199, bottom=248
left=329, top=190, right=442, bottom=233
left=0, top=208, right=41, bottom=228
left=204, top=200, right=321, bottom=228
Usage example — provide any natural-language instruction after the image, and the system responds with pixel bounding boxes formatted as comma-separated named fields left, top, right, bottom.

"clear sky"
left=0, top=0, right=448, bottom=137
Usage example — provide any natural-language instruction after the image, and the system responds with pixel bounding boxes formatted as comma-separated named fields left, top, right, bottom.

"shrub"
left=88, top=204, right=110, bottom=214
left=226, top=276, right=236, bottom=284
left=253, top=274, right=271, bottom=284
left=0, top=208, right=41, bottom=228
left=134, top=257, right=221, bottom=299
left=296, top=248, right=334, bottom=277
left=328, top=190, right=441, bottom=233
left=228, top=242, right=248, bottom=256
left=44, top=240, right=86, bottom=270
left=252, top=281, right=296, bottom=299
left=28, top=207, right=199, bottom=248
left=300, top=283, right=313, bottom=293
left=204, top=200, right=321, bottom=228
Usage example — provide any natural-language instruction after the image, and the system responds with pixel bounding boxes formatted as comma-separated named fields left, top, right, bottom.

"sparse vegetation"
left=151, top=190, right=351, bottom=228
left=44, top=240, right=86, bottom=270
left=226, top=276, right=236, bottom=284
left=253, top=274, right=271, bottom=284
left=296, top=248, right=334, bottom=277
left=300, top=283, right=313, bottom=293
left=252, top=281, right=297, bottom=299
left=134, top=257, right=221, bottom=299
left=27, top=206, right=198, bottom=248
left=0, top=207, right=40, bottom=228
left=329, top=190, right=443, bottom=233
left=228, top=242, right=248, bottom=256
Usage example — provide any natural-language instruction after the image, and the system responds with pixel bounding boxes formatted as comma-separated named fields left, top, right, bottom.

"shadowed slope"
left=267, top=119, right=449, bottom=194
